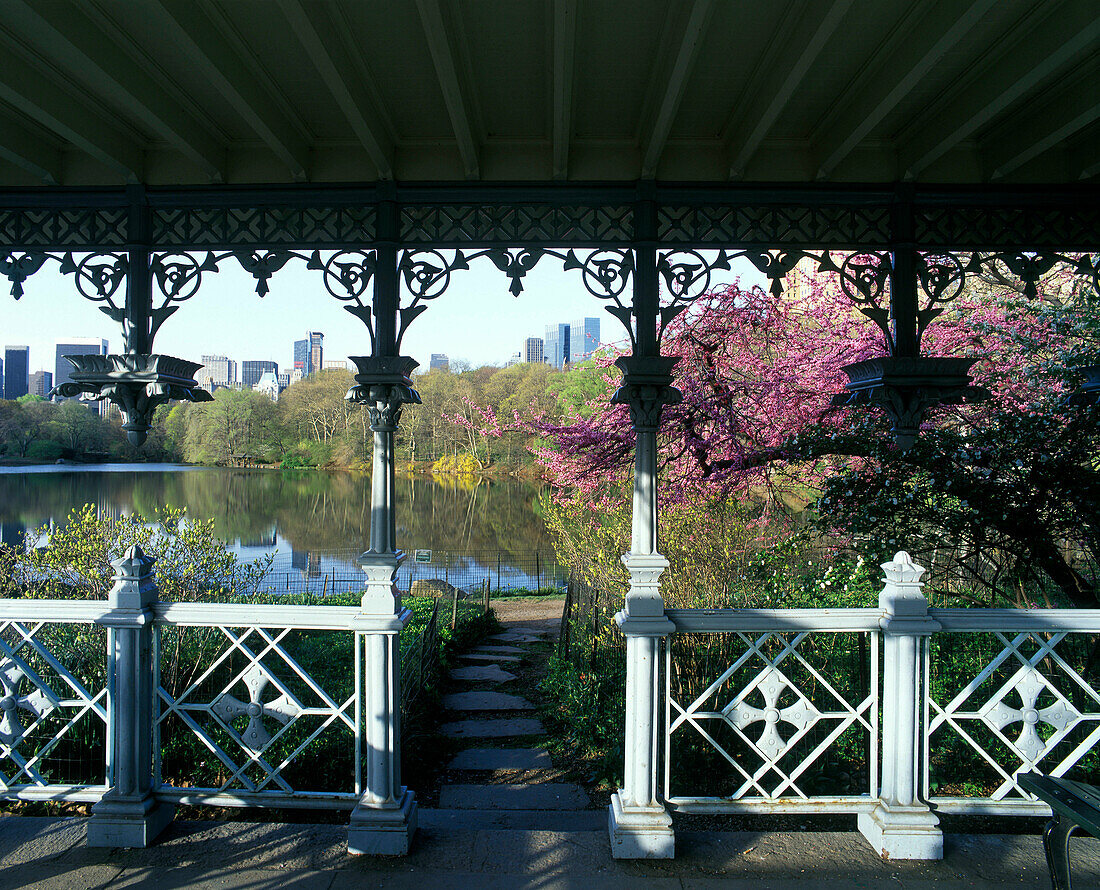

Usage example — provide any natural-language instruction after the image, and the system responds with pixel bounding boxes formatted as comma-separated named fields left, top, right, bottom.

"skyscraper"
left=544, top=323, right=570, bottom=370
left=55, top=338, right=108, bottom=397
left=569, top=317, right=600, bottom=363
left=429, top=353, right=449, bottom=371
left=3, top=346, right=29, bottom=399
left=294, top=331, right=324, bottom=377
left=241, top=360, right=278, bottom=389
left=29, top=370, right=52, bottom=398
left=524, top=338, right=544, bottom=364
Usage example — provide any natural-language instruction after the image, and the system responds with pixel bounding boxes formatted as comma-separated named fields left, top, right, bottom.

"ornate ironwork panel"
left=925, top=629, right=1100, bottom=807
left=151, top=206, right=377, bottom=249
left=399, top=204, right=634, bottom=245
left=657, top=205, right=894, bottom=247
left=0, top=618, right=108, bottom=797
left=665, top=629, right=878, bottom=809
left=0, top=208, right=128, bottom=248
left=154, top=621, right=359, bottom=804
left=914, top=206, right=1100, bottom=250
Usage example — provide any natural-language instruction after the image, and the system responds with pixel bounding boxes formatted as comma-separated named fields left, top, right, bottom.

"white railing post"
left=608, top=350, right=679, bottom=860
left=858, top=550, right=943, bottom=860
left=88, top=545, right=174, bottom=847
left=346, top=351, right=419, bottom=856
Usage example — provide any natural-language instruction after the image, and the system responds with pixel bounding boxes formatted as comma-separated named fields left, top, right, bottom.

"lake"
left=0, top=465, right=562, bottom=595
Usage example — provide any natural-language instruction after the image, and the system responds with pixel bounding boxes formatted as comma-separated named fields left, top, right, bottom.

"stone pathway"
left=439, top=608, right=598, bottom=828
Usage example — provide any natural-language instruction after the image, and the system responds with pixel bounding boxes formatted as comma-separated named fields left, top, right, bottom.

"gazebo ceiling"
left=0, top=0, right=1096, bottom=189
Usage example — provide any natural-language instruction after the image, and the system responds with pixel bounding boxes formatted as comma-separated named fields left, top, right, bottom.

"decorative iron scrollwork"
left=0, top=252, right=49, bottom=299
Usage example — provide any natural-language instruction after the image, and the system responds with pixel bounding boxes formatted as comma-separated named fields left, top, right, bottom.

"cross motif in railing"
left=211, top=665, right=301, bottom=754
left=979, top=667, right=1078, bottom=764
left=722, top=666, right=820, bottom=760
left=0, top=659, right=56, bottom=747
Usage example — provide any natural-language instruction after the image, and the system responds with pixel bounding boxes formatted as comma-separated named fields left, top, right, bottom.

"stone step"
left=490, top=634, right=541, bottom=644
left=472, top=645, right=523, bottom=655
left=449, top=665, right=516, bottom=683
left=442, top=691, right=534, bottom=711
left=458, top=653, right=522, bottom=663
left=447, top=747, right=551, bottom=770
left=502, top=626, right=554, bottom=636
left=439, top=783, right=591, bottom=811
left=418, top=807, right=605, bottom=831
left=440, top=718, right=545, bottom=738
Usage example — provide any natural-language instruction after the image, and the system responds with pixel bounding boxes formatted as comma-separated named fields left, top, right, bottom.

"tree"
left=529, top=267, right=1099, bottom=607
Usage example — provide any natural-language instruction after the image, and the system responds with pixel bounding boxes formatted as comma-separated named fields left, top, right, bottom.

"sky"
left=0, top=251, right=767, bottom=377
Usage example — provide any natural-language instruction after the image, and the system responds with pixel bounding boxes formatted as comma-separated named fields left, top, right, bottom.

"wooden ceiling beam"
left=901, top=1, right=1100, bottom=180
left=276, top=0, right=394, bottom=180
left=414, top=0, right=480, bottom=180
left=552, top=0, right=578, bottom=181
left=640, top=0, right=716, bottom=179
left=726, top=0, right=853, bottom=181
left=0, top=32, right=142, bottom=182
left=8, top=0, right=225, bottom=183
left=812, top=0, right=996, bottom=180
left=147, top=0, right=309, bottom=181
left=0, top=114, right=61, bottom=184
left=983, top=64, right=1100, bottom=181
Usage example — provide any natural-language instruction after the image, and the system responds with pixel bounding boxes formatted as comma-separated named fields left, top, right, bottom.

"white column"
left=608, top=355, right=680, bottom=859
left=858, top=550, right=943, bottom=860
left=346, top=358, right=420, bottom=856
left=88, top=545, right=174, bottom=847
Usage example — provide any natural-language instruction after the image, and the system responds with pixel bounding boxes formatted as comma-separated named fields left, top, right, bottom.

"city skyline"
left=0, top=253, right=764, bottom=380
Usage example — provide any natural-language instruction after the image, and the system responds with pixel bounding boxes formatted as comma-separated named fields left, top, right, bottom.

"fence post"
left=858, top=551, right=943, bottom=860
left=88, top=545, right=174, bottom=847
left=607, top=346, right=680, bottom=860
left=483, top=578, right=490, bottom=615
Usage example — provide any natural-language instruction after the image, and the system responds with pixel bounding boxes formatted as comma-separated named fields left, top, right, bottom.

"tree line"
left=0, top=361, right=598, bottom=473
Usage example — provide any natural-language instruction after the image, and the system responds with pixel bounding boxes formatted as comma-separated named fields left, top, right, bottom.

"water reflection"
left=0, top=465, right=558, bottom=592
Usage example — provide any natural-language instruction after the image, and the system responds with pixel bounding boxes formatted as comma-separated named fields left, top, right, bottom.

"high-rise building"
left=241, top=360, right=278, bottom=389
left=3, top=346, right=29, bottom=399
left=29, top=370, right=52, bottom=398
left=429, top=353, right=449, bottom=371
left=544, top=323, right=570, bottom=370
left=523, top=338, right=544, bottom=364
left=199, top=354, right=235, bottom=388
left=323, top=360, right=348, bottom=372
left=569, top=317, right=600, bottom=363
left=293, top=331, right=324, bottom=376
left=0, top=356, right=4, bottom=394
left=55, top=338, right=108, bottom=397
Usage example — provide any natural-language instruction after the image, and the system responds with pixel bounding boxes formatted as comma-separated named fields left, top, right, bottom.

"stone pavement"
left=4, top=813, right=1100, bottom=889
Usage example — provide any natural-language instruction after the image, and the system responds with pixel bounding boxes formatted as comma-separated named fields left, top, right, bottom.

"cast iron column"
left=608, top=191, right=680, bottom=859
left=346, top=196, right=419, bottom=855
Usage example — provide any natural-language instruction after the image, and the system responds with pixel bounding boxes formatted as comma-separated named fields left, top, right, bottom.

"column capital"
left=346, top=355, right=421, bottom=431
left=358, top=551, right=405, bottom=617
left=611, top=355, right=682, bottom=432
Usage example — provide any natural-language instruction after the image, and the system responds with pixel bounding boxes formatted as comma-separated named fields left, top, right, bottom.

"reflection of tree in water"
left=0, top=469, right=553, bottom=559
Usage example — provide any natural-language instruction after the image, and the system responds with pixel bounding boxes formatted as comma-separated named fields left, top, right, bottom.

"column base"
left=858, top=801, right=943, bottom=860
left=608, top=791, right=675, bottom=859
left=87, top=794, right=175, bottom=848
left=348, top=788, right=418, bottom=856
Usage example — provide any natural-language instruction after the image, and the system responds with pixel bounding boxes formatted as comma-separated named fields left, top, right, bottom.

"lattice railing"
left=153, top=603, right=366, bottom=808
left=924, top=611, right=1100, bottom=815
left=663, top=610, right=880, bottom=814
left=0, top=601, right=109, bottom=801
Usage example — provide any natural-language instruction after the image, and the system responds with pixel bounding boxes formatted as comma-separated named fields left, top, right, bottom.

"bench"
left=1018, top=773, right=1100, bottom=890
